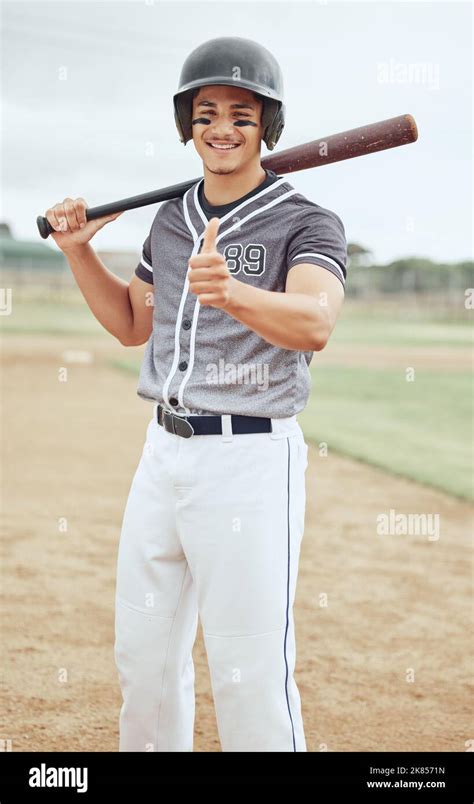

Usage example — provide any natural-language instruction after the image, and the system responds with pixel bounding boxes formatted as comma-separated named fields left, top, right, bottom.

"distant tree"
left=347, top=242, right=372, bottom=267
left=345, top=255, right=474, bottom=297
left=0, top=222, right=13, bottom=238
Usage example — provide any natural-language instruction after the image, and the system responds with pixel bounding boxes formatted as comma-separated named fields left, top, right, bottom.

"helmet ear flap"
left=261, top=99, right=285, bottom=151
left=174, top=90, right=194, bottom=145
left=174, top=108, right=186, bottom=144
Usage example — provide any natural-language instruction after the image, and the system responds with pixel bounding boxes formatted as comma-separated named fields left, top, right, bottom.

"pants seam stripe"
left=284, top=436, right=297, bottom=752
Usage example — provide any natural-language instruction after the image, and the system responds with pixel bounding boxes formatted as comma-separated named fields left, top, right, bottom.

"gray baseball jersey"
left=134, top=169, right=347, bottom=418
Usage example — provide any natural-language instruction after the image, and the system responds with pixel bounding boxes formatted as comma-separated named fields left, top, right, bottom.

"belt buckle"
left=163, top=409, right=194, bottom=439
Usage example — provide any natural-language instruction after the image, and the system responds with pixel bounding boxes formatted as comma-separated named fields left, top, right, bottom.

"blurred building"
left=96, top=250, right=139, bottom=281
left=0, top=222, right=67, bottom=272
left=0, top=223, right=139, bottom=299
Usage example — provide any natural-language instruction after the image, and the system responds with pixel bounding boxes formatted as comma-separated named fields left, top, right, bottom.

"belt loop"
left=221, top=414, right=233, bottom=443
left=269, top=414, right=297, bottom=439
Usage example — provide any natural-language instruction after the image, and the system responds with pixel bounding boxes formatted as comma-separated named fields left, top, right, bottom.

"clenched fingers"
left=188, top=252, right=226, bottom=270
left=74, top=197, right=88, bottom=227
left=46, top=197, right=89, bottom=233
left=62, top=198, right=82, bottom=232
left=187, top=264, right=228, bottom=284
left=196, top=293, right=226, bottom=307
left=45, top=206, right=62, bottom=232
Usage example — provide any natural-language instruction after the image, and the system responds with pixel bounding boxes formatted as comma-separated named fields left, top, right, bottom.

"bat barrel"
left=262, top=114, right=418, bottom=174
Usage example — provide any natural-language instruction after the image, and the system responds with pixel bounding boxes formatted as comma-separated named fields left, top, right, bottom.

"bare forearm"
left=63, top=243, right=134, bottom=343
left=225, top=279, right=329, bottom=350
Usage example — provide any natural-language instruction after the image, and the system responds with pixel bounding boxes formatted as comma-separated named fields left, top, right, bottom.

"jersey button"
left=178, top=361, right=188, bottom=371
left=182, top=319, right=191, bottom=330
left=169, top=397, right=178, bottom=407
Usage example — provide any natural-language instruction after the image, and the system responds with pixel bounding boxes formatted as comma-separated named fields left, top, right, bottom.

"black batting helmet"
left=173, top=37, right=285, bottom=151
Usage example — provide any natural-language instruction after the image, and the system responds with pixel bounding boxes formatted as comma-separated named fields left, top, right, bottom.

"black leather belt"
left=157, top=404, right=272, bottom=438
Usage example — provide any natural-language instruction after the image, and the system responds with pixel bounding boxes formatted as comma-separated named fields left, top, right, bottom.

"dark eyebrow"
left=196, top=99, right=255, bottom=111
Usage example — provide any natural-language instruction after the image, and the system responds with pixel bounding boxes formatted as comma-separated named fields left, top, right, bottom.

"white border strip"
left=291, top=252, right=345, bottom=282
left=161, top=187, right=200, bottom=412
left=140, top=257, right=153, bottom=272
left=193, top=176, right=289, bottom=231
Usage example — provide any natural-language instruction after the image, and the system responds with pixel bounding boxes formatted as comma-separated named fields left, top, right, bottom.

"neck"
left=202, top=158, right=266, bottom=206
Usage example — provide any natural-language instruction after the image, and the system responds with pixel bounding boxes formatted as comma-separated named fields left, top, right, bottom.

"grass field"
left=299, top=367, right=472, bottom=500
left=2, top=293, right=472, bottom=500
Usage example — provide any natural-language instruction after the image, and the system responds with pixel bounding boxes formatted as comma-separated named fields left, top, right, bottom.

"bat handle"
left=36, top=215, right=55, bottom=239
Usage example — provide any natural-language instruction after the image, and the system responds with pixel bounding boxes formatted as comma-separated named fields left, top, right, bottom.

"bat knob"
left=36, top=215, right=54, bottom=239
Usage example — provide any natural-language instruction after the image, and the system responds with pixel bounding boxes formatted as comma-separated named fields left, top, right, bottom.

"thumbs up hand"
left=188, top=217, right=235, bottom=309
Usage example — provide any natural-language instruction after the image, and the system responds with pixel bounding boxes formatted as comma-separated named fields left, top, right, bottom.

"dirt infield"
left=1, top=335, right=472, bottom=752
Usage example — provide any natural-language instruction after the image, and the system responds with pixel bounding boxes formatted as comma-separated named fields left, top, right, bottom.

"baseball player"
left=45, top=37, right=347, bottom=752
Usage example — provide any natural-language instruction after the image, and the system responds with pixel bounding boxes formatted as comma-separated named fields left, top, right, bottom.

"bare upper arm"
left=127, top=274, right=154, bottom=346
left=285, top=262, right=345, bottom=339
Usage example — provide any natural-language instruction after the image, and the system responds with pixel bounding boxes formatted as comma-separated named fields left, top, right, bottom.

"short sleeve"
left=287, top=204, right=347, bottom=289
left=134, top=231, right=154, bottom=285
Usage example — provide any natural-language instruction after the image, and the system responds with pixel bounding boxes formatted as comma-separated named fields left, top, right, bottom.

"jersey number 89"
left=223, top=243, right=266, bottom=276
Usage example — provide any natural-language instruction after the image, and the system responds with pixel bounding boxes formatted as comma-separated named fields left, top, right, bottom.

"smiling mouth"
left=206, top=142, right=241, bottom=151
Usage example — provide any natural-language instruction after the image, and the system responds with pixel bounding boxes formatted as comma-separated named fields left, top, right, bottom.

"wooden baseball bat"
left=36, top=113, right=418, bottom=239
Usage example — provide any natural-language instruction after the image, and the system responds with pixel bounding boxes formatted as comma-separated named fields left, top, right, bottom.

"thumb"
left=105, top=211, right=123, bottom=222
left=93, top=211, right=123, bottom=230
left=201, top=216, right=220, bottom=253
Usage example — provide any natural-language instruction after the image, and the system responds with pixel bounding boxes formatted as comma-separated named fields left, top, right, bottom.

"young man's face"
left=191, top=85, right=264, bottom=175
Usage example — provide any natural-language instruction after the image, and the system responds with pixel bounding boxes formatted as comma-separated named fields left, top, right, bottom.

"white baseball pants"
left=114, top=408, right=309, bottom=752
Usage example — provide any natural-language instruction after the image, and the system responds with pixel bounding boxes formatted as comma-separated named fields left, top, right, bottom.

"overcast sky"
left=1, top=0, right=472, bottom=264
